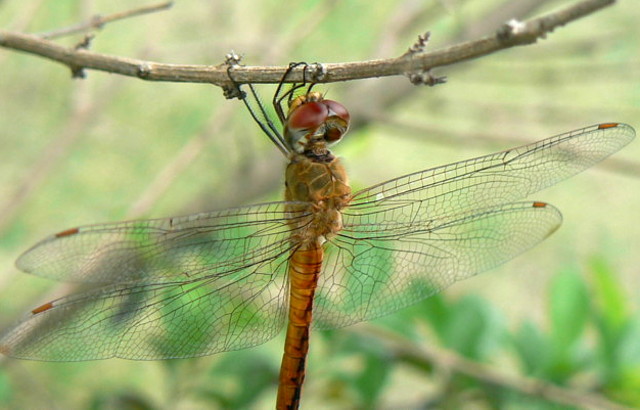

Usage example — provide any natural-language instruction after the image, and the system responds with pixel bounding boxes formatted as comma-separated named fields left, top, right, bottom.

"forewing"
left=17, top=202, right=307, bottom=284
left=349, top=123, right=634, bottom=223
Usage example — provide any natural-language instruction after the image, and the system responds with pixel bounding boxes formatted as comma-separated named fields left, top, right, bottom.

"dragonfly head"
left=284, top=92, right=350, bottom=159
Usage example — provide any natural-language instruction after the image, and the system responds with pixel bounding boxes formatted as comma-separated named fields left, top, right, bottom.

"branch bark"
left=356, top=325, right=632, bottom=410
left=0, top=0, right=616, bottom=87
left=37, top=1, right=174, bottom=39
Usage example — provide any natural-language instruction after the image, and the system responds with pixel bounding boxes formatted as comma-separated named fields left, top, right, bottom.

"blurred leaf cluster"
left=313, top=257, right=640, bottom=409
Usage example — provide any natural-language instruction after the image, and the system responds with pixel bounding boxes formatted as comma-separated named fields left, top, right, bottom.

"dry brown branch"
left=38, top=1, right=174, bottom=39
left=356, top=325, right=633, bottom=410
left=0, top=0, right=615, bottom=87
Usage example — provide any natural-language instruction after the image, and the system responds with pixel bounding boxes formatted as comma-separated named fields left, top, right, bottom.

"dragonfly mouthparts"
left=303, top=147, right=335, bottom=163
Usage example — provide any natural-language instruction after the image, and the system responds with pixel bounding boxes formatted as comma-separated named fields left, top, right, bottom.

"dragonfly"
left=0, top=64, right=635, bottom=410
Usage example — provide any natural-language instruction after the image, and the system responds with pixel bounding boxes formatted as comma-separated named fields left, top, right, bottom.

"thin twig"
left=356, top=325, right=633, bottom=410
left=0, top=0, right=46, bottom=67
left=0, top=0, right=616, bottom=87
left=38, top=1, right=174, bottom=39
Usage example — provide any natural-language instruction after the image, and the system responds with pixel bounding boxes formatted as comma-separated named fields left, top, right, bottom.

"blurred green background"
left=1, top=0, right=639, bottom=409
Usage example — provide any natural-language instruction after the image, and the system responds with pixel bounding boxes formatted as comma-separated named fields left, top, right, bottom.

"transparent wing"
left=350, top=123, right=634, bottom=222
left=1, top=202, right=312, bottom=360
left=312, top=123, right=634, bottom=328
left=16, top=202, right=305, bottom=284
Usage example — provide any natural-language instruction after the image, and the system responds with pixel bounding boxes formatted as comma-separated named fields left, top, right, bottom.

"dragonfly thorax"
left=284, top=154, right=352, bottom=243
left=285, top=155, right=351, bottom=204
left=284, top=92, right=350, bottom=161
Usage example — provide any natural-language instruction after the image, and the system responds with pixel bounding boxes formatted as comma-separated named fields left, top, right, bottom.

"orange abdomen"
left=276, top=244, right=323, bottom=410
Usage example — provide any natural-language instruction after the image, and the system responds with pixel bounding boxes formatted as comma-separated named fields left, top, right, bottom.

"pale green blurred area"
left=0, top=0, right=639, bottom=408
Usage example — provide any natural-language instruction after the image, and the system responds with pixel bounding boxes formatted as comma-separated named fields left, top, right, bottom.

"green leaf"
left=371, top=293, right=452, bottom=341
left=589, top=257, right=632, bottom=378
left=615, top=318, right=640, bottom=369
left=353, top=353, right=390, bottom=407
left=604, top=365, right=640, bottom=406
left=0, top=370, right=11, bottom=405
left=203, top=351, right=276, bottom=408
left=512, top=320, right=550, bottom=376
left=590, top=257, right=628, bottom=333
left=88, top=392, right=155, bottom=410
left=441, top=295, right=503, bottom=360
left=419, top=294, right=452, bottom=340
left=549, top=269, right=588, bottom=351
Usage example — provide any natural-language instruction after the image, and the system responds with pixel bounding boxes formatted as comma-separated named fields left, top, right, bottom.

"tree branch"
left=356, top=325, right=631, bottom=410
left=0, top=0, right=616, bottom=87
left=37, top=1, right=174, bottom=39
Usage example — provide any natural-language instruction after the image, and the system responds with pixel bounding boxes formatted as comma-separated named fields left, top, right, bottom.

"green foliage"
left=0, top=369, right=11, bottom=406
left=88, top=392, right=155, bottom=410
left=588, top=258, right=640, bottom=404
left=199, top=351, right=277, bottom=409
left=331, top=332, right=391, bottom=407
left=545, top=269, right=590, bottom=382
left=324, top=258, right=640, bottom=408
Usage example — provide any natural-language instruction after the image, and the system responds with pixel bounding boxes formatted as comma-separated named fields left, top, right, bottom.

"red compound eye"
left=286, top=101, right=328, bottom=130
left=322, top=100, right=350, bottom=123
